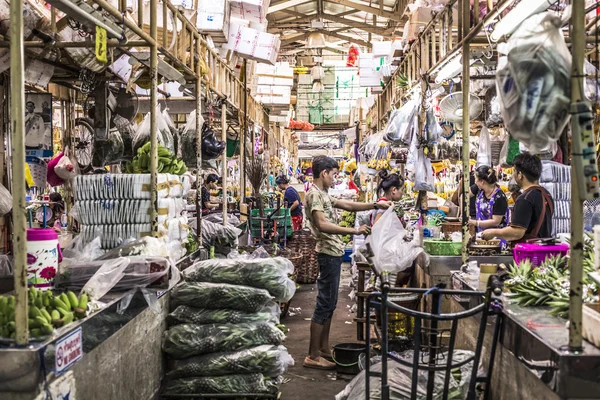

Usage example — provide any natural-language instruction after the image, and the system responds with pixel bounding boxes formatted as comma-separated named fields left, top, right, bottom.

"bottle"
left=60, top=212, right=68, bottom=232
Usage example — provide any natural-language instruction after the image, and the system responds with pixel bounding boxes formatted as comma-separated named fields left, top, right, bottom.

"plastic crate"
left=513, top=242, right=569, bottom=267
left=343, top=248, right=353, bottom=262
left=250, top=208, right=293, bottom=238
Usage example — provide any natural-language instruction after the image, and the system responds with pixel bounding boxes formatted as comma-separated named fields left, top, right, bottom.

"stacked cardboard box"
left=224, top=24, right=280, bottom=65
left=230, top=0, right=269, bottom=25
left=197, top=0, right=230, bottom=43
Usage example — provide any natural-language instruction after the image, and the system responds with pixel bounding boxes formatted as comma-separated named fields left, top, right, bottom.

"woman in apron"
left=469, top=166, right=510, bottom=246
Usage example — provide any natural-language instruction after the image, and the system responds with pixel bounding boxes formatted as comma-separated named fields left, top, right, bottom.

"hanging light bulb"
left=306, top=32, right=327, bottom=48
left=491, top=0, right=556, bottom=42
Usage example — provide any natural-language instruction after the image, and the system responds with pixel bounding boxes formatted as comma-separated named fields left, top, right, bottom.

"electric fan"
left=439, top=91, right=483, bottom=125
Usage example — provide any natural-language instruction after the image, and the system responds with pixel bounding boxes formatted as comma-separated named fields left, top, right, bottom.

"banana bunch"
left=0, top=288, right=89, bottom=339
left=367, top=159, right=377, bottom=169
left=125, top=142, right=188, bottom=175
left=376, top=159, right=390, bottom=170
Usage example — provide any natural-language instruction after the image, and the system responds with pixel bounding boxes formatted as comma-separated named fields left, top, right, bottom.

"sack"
left=477, top=126, right=492, bottom=166
left=414, top=149, right=434, bottom=192
left=365, top=207, right=427, bottom=274
left=0, top=183, right=12, bottom=216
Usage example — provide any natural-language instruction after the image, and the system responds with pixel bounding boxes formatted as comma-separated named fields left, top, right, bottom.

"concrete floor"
left=280, top=263, right=359, bottom=400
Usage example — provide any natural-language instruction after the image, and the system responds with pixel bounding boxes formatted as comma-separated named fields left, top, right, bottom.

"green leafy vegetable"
left=173, top=282, right=274, bottom=313
left=167, top=305, right=280, bottom=326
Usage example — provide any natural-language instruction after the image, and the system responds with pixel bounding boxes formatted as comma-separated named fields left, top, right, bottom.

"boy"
left=303, top=156, right=391, bottom=369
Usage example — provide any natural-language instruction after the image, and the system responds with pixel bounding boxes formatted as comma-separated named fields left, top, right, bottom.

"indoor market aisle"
left=280, top=263, right=358, bottom=400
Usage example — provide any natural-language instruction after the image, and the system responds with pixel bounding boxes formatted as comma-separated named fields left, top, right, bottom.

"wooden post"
left=150, top=0, right=158, bottom=235
left=460, top=0, right=470, bottom=264
left=222, top=101, right=228, bottom=226
left=196, top=40, right=203, bottom=247
left=10, top=0, right=28, bottom=344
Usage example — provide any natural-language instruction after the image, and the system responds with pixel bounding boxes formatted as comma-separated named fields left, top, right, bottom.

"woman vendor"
left=468, top=166, right=510, bottom=237
left=276, top=175, right=304, bottom=231
left=371, top=169, right=412, bottom=287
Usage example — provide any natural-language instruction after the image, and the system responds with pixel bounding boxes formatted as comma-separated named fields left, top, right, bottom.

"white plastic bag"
left=414, top=149, right=434, bottom=192
left=477, top=126, right=492, bottom=166
left=55, top=151, right=78, bottom=180
left=365, top=207, right=427, bottom=274
left=0, top=183, right=12, bottom=216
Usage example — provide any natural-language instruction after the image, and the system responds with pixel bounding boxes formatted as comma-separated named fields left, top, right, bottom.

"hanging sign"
left=55, top=327, right=83, bottom=375
left=95, top=26, right=108, bottom=63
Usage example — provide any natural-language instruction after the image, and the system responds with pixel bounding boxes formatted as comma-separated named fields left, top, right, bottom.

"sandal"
left=320, top=350, right=333, bottom=360
left=303, top=356, right=336, bottom=370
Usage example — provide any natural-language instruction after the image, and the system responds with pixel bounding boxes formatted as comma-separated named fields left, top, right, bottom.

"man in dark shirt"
left=482, top=153, right=554, bottom=242
left=201, top=174, right=220, bottom=215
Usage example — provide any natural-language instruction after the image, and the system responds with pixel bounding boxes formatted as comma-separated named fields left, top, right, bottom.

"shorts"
left=291, top=215, right=303, bottom=231
left=312, top=253, right=343, bottom=325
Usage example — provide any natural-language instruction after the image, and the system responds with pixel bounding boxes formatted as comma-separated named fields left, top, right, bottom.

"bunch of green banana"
left=125, top=142, right=187, bottom=175
left=0, top=288, right=89, bottom=339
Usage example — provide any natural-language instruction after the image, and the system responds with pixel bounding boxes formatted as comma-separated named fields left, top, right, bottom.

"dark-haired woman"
left=276, top=175, right=303, bottom=231
left=468, top=166, right=509, bottom=240
left=371, top=170, right=405, bottom=226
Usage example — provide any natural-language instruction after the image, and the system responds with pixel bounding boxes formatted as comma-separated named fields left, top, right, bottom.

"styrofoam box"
left=225, top=24, right=280, bottom=65
left=230, top=0, right=269, bottom=24
left=298, top=74, right=312, bottom=85
left=373, top=41, right=392, bottom=57
left=197, top=12, right=227, bottom=32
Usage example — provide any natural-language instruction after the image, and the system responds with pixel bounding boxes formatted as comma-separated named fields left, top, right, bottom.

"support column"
left=149, top=0, right=158, bottom=235
left=222, top=101, right=228, bottom=226
left=10, top=0, right=28, bottom=344
left=196, top=40, right=203, bottom=247
left=460, top=0, right=470, bottom=264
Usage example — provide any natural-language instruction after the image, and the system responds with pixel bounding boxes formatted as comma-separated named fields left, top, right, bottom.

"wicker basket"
left=287, top=230, right=319, bottom=284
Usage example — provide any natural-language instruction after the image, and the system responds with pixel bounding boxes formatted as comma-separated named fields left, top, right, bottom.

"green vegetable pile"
left=164, top=373, right=278, bottom=395
left=173, top=282, right=274, bottom=313
left=167, top=305, right=280, bottom=326
left=0, top=288, right=88, bottom=339
left=506, top=238, right=598, bottom=318
left=125, top=142, right=187, bottom=175
left=184, top=258, right=295, bottom=302
left=167, top=345, right=293, bottom=378
left=162, top=322, right=286, bottom=359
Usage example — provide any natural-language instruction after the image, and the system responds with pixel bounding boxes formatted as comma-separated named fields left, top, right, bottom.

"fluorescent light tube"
left=491, top=0, right=557, bottom=42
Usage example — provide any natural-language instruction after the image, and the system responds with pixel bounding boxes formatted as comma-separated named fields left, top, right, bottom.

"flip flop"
left=303, top=356, right=336, bottom=370
left=320, top=350, right=333, bottom=360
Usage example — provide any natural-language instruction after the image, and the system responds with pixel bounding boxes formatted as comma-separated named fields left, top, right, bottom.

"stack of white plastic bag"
left=495, top=12, right=571, bottom=153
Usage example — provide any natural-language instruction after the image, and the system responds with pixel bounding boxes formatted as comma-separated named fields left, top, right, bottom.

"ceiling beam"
left=281, top=32, right=312, bottom=46
left=324, top=0, right=402, bottom=21
left=268, top=0, right=314, bottom=14
left=313, top=28, right=372, bottom=48
left=321, top=13, right=394, bottom=35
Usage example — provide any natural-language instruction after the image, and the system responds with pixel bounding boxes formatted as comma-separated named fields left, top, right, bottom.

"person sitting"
left=201, top=174, right=220, bottom=215
left=482, top=153, right=554, bottom=243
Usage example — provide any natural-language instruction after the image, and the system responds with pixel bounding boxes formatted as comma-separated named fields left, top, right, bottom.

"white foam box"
left=226, top=24, right=280, bottom=65
left=373, top=41, right=392, bottom=57
left=298, top=74, right=312, bottom=85
left=230, top=0, right=269, bottom=24
left=197, top=0, right=230, bottom=42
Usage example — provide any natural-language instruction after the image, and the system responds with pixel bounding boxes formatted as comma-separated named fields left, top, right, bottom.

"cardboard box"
left=225, top=24, right=280, bottom=65
left=197, top=0, right=229, bottom=42
left=230, top=0, right=270, bottom=25
left=373, top=41, right=392, bottom=57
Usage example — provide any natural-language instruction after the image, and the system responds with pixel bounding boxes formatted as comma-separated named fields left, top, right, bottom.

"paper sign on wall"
left=55, top=327, right=83, bottom=375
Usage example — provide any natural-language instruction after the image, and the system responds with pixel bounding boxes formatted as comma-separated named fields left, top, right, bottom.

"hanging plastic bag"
left=385, top=99, right=418, bottom=146
left=180, top=111, right=203, bottom=167
left=498, top=134, right=510, bottom=167
left=477, top=126, right=492, bottom=166
left=364, top=207, right=427, bottom=274
left=46, top=152, right=65, bottom=187
left=201, top=122, right=226, bottom=160
left=495, top=12, right=571, bottom=153
left=55, top=149, right=79, bottom=181
left=405, top=130, right=419, bottom=177
left=132, top=105, right=175, bottom=155
left=425, top=107, right=443, bottom=142
left=414, top=149, right=434, bottom=192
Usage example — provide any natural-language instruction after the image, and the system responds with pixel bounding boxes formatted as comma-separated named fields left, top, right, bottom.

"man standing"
left=303, top=155, right=391, bottom=369
left=482, top=153, right=554, bottom=242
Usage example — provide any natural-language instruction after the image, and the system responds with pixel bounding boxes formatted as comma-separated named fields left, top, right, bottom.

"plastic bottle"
left=60, top=212, right=68, bottom=232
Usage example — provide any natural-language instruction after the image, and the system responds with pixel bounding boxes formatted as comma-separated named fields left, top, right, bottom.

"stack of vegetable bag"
left=162, top=257, right=296, bottom=396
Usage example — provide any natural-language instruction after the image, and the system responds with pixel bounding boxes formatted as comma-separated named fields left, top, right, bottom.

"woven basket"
left=287, top=230, right=319, bottom=284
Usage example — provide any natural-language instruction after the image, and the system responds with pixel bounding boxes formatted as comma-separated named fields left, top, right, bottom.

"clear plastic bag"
left=167, top=303, right=281, bottom=326
left=164, top=373, right=278, bottom=395
left=0, top=183, right=12, bottom=216
left=495, top=12, right=571, bottom=153
left=172, top=282, right=275, bottom=312
left=162, top=322, right=286, bottom=359
left=335, top=350, right=475, bottom=400
left=385, top=99, right=418, bottom=146
left=365, top=207, right=427, bottom=274
left=184, top=257, right=296, bottom=302
left=477, top=126, right=492, bottom=166
left=133, top=105, right=175, bottom=155
left=200, top=219, right=242, bottom=247
left=55, top=150, right=79, bottom=181
left=167, top=345, right=294, bottom=378
left=425, top=108, right=443, bottom=142
left=0, top=255, right=12, bottom=277
left=414, top=149, right=434, bottom=192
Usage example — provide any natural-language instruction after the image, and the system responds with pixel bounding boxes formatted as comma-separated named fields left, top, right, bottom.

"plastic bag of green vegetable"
left=167, top=345, right=293, bottom=378
left=162, top=322, right=286, bottom=359
left=184, top=257, right=296, bottom=302
left=173, top=282, right=274, bottom=313
left=167, top=304, right=280, bottom=326
left=164, top=373, right=279, bottom=394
